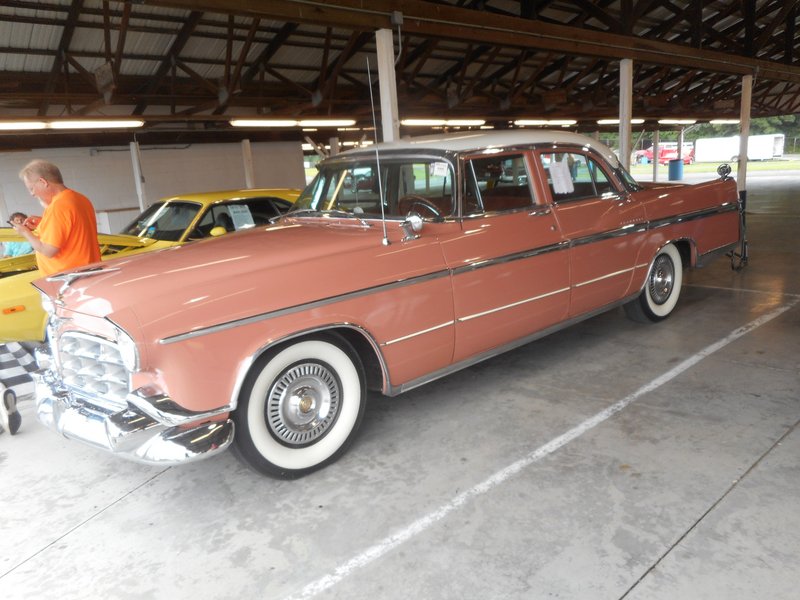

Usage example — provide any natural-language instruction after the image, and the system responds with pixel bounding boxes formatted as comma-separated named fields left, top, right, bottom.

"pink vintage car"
left=31, top=131, right=741, bottom=477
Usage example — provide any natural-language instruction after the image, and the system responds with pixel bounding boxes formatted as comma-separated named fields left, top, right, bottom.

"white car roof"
left=340, top=129, right=621, bottom=168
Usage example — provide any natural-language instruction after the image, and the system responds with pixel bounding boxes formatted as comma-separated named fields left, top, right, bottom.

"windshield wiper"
left=285, top=207, right=370, bottom=227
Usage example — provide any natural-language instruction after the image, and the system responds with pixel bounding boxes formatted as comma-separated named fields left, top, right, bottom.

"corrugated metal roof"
left=0, top=0, right=797, bottom=150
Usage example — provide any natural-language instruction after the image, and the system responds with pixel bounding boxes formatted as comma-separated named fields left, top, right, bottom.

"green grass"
left=629, top=158, right=800, bottom=176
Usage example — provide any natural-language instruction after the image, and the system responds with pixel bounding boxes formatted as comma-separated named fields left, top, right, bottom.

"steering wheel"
left=400, top=195, right=443, bottom=220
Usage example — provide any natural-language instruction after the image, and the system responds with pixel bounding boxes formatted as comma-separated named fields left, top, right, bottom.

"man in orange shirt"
left=11, top=159, right=101, bottom=276
left=2, top=160, right=101, bottom=436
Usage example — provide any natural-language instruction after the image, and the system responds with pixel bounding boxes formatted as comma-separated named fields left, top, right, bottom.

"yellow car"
left=0, top=188, right=299, bottom=342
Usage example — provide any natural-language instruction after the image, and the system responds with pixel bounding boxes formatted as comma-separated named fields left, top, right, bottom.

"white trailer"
left=694, top=134, right=785, bottom=162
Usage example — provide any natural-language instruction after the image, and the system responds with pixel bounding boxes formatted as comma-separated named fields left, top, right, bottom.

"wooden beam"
left=139, top=0, right=800, bottom=84
left=39, top=0, right=83, bottom=115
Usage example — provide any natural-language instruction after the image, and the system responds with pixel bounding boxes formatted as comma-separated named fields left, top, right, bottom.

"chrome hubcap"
left=649, top=254, right=674, bottom=305
left=266, top=361, right=340, bottom=447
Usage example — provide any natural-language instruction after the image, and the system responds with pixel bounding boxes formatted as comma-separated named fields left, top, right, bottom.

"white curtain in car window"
left=550, top=156, right=575, bottom=194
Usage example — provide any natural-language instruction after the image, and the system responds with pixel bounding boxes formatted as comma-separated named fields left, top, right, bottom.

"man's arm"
left=8, top=221, right=59, bottom=257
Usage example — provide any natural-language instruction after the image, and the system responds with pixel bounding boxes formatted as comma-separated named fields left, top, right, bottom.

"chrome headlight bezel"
left=112, top=323, right=140, bottom=372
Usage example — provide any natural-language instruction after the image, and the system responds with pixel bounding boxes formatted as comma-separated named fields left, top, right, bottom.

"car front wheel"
left=233, top=335, right=366, bottom=478
left=625, top=243, right=683, bottom=323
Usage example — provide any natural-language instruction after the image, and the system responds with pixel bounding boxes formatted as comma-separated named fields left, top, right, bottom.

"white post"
left=618, top=58, right=633, bottom=170
left=652, top=129, right=660, bottom=182
left=129, top=140, right=147, bottom=211
left=375, top=28, right=400, bottom=142
left=738, top=75, right=753, bottom=195
left=241, top=139, right=255, bottom=188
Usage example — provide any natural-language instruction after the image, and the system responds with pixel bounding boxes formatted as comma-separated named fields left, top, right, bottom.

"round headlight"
left=115, top=327, right=139, bottom=372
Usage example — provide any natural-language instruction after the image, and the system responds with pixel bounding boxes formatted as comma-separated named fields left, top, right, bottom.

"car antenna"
left=366, top=57, right=390, bottom=246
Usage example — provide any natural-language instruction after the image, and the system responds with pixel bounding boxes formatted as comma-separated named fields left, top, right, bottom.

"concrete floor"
left=1, top=172, right=798, bottom=600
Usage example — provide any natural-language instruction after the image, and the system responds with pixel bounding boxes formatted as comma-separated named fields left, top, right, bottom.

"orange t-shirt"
left=36, top=188, right=101, bottom=276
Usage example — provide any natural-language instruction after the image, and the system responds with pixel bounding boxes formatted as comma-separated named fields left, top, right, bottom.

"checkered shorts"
left=0, top=342, right=36, bottom=400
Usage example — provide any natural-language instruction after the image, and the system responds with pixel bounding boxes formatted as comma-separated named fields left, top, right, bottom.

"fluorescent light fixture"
left=0, top=121, right=48, bottom=131
left=514, top=119, right=577, bottom=127
left=230, top=119, right=298, bottom=127
left=49, top=119, right=144, bottom=129
left=402, top=119, right=446, bottom=126
left=231, top=118, right=356, bottom=128
left=0, top=119, right=143, bottom=131
left=597, top=118, right=645, bottom=125
left=401, top=119, right=485, bottom=127
left=443, top=119, right=485, bottom=127
left=710, top=119, right=740, bottom=124
left=657, top=119, right=696, bottom=125
left=298, top=119, right=356, bottom=128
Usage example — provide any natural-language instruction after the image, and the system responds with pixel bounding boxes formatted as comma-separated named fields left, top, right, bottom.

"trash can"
left=668, top=158, right=684, bottom=181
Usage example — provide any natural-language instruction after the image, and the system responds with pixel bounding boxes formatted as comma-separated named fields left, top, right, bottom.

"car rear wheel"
left=232, top=335, right=366, bottom=478
left=625, top=243, right=683, bottom=323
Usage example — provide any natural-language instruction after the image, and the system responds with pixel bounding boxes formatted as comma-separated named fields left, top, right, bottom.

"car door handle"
left=528, top=207, right=552, bottom=217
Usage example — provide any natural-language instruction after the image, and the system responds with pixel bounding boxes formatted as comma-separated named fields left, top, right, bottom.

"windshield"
left=121, top=201, right=202, bottom=241
left=294, top=158, right=455, bottom=219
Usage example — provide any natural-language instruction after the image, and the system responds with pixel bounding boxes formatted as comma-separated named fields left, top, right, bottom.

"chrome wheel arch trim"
left=228, top=323, right=391, bottom=410
left=631, top=238, right=693, bottom=297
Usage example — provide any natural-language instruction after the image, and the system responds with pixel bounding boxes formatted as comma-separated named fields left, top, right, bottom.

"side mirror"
left=400, top=214, right=424, bottom=242
left=209, top=226, right=228, bottom=237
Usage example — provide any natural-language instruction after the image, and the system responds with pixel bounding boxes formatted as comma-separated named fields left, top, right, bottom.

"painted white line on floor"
left=686, top=283, right=800, bottom=298
left=282, top=299, right=799, bottom=600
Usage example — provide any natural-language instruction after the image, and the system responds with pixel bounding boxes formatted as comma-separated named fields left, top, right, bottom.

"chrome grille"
left=57, top=332, right=130, bottom=412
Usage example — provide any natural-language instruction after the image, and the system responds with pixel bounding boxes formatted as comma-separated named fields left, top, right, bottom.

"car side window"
left=540, top=152, right=618, bottom=202
left=395, top=161, right=454, bottom=218
left=464, top=153, right=534, bottom=215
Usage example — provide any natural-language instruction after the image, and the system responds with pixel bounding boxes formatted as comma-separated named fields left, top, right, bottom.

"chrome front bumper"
left=33, top=368, right=234, bottom=465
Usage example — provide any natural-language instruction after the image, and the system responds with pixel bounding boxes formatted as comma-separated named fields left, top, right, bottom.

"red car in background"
left=635, top=144, right=694, bottom=165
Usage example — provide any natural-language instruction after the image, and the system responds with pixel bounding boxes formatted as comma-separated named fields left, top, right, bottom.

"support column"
left=375, top=28, right=400, bottom=142
left=734, top=74, right=753, bottom=267
left=129, top=140, right=147, bottom=212
left=618, top=59, right=633, bottom=170
left=241, top=139, right=255, bottom=188
left=738, top=75, right=753, bottom=196
left=652, top=130, right=660, bottom=182
left=329, top=137, right=340, bottom=156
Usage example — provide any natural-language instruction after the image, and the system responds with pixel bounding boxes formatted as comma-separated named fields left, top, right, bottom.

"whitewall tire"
left=233, top=335, right=366, bottom=478
left=625, top=243, right=683, bottom=323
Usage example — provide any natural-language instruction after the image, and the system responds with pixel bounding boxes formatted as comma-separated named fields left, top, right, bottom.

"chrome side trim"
left=451, top=240, right=569, bottom=276
left=569, top=223, right=647, bottom=247
left=648, top=202, right=737, bottom=230
left=457, top=287, right=570, bottom=322
left=160, top=269, right=450, bottom=345
left=387, top=291, right=642, bottom=396
left=573, top=267, right=636, bottom=288
left=382, top=320, right=455, bottom=347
